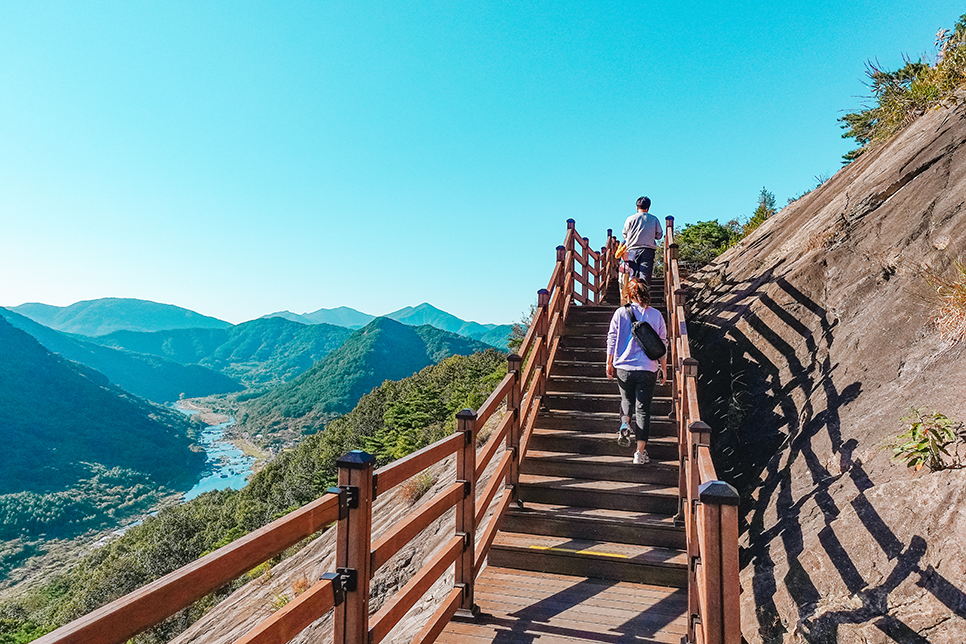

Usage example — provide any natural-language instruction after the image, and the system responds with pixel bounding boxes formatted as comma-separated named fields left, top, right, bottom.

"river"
left=175, top=407, right=255, bottom=502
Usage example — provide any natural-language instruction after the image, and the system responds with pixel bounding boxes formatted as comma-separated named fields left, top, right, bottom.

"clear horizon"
left=1, top=1, right=956, bottom=324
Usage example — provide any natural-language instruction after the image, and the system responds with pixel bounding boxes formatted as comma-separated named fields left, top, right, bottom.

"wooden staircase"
left=488, top=279, right=688, bottom=590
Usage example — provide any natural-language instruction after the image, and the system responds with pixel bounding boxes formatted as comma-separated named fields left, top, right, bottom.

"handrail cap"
left=456, top=408, right=477, bottom=420
left=688, top=420, right=711, bottom=433
left=336, top=450, right=377, bottom=469
left=665, top=215, right=674, bottom=222
left=699, top=480, right=739, bottom=505
left=566, top=218, right=576, bottom=229
left=507, top=353, right=522, bottom=365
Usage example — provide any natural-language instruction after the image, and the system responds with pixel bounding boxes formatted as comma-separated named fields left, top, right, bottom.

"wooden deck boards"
left=437, top=567, right=688, bottom=643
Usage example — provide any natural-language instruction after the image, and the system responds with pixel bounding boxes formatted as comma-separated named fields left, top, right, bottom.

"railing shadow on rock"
left=34, top=218, right=614, bottom=644
left=664, top=215, right=741, bottom=644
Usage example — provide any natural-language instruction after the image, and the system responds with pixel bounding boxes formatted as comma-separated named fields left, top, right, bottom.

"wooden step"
left=518, top=474, right=679, bottom=514
left=521, top=450, right=678, bottom=485
left=558, top=333, right=608, bottom=348
left=500, top=502, right=686, bottom=549
left=548, top=375, right=672, bottom=396
left=527, top=429, right=679, bottom=457
left=533, top=410, right=677, bottom=437
left=487, top=531, right=687, bottom=587
left=544, top=393, right=673, bottom=416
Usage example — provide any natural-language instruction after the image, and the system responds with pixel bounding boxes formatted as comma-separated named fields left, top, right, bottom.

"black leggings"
left=615, top=368, right=657, bottom=442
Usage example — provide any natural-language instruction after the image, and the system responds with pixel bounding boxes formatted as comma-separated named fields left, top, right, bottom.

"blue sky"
left=0, top=1, right=956, bottom=325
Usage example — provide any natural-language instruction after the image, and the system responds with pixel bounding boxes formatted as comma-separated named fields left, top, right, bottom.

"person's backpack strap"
left=624, top=304, right=666, bottom=360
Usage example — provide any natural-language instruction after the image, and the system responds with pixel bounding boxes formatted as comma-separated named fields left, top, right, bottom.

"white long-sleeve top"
left=606, top=303, right=667, bottom=371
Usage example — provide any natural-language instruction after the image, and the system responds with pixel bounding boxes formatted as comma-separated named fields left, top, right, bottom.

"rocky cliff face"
left=688, top=100, right=966, bottom=642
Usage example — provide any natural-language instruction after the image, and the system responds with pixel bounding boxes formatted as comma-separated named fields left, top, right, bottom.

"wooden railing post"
left=333, top=450, right=376, bottom=644
left=697, top=480, right=740, bottom=644
left=556, top=245, right=566, bottom=292
left=454, top=409, right=479, bottom=618
left=686, top=419, right=710, bottom=643
left=506, top=354, right=523, bottom=502
left=536, top=289, right=551, bottom=401
left=581, top=236, right=590, bottom=304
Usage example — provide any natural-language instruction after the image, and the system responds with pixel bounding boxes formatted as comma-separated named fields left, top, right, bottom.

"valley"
left=0, top=298, right=513, bottom=609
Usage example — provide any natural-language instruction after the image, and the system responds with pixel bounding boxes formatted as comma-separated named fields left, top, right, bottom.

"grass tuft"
left=922, top=260, right=966, bottom=345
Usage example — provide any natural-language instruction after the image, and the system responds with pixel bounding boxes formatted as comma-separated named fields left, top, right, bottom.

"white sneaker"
left=633, top=450, right=650, bottom=465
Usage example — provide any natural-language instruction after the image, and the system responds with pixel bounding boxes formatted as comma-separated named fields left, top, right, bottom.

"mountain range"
left=89, top=317, right=354, bottom=388
left=240, top=317, right=495, bottom=440
left=10, top=298, right=231, bottom=336
left=263, top=303, right=513, bottom=348
left=0, top=307, right=243, bottom=403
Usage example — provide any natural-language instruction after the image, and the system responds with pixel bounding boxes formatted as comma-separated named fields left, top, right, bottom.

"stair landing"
left=437, top=567, right=688, bottom=643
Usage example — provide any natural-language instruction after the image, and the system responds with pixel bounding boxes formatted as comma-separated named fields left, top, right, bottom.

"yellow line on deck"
left=529, top=545, right=628, bottom=558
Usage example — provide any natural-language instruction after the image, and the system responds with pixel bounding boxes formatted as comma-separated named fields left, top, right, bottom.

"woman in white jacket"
left=605, top=278, right=668, bottom=464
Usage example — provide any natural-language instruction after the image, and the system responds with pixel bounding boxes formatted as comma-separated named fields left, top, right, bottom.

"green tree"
left=676, top=221, right=738, bottom=264
left=743, top=187, right=776, bottom=236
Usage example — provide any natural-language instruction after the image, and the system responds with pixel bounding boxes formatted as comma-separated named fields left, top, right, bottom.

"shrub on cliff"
left=841, top=13, right=966, bottom=161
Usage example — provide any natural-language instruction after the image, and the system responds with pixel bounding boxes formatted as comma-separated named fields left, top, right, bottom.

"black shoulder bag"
left=625, top=304, right=666, bottom=360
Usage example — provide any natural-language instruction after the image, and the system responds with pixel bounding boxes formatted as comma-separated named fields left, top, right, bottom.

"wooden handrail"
left=369, top=536, right=463, bottom=644
left=475, top=451, right=512, bottom=526
left=41, top=219, right=615, bottom=644
left=233, top=577, right=337, bottom=644
left=370, top=482, right=463, bottom=572
left=663, top=215, right=740, bottom=644
left=36, top=493, right=341, bottom=644
left=373, top=432, right=463, bottom=498
left=476, top=411, right=512, bottom=479
left=475, top=371, right=514, bottom=428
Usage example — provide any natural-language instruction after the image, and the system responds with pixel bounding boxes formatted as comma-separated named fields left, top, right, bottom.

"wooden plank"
left=374, top=432, right=462, bottom=497
left=546, top=263, right=563, bottom=294
left=476, top=371, right=514, bottom=429
left=517, top=305, right=546, bottom=363
left=518, top=393, right=542, bottom=458
left=231, top=577, right=336, bottom=644
left=475, top=490, right=513, bottom=569
left=369, top=536, right=462, bottom=644
left=476, top=412, right=512, bottom=480
left=475, top=451, right=511, bottom=526
left=411, top=587, right=463, bottom=644
left=36, top=493, right=340, bottom=644
left=697, top=445, right=717, bottom=484
left=370, top=482, right=462, bottom=573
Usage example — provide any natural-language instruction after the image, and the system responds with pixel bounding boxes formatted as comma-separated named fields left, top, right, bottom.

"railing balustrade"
left=664, top=216, right=741, bottom=644
left=37, top=216, right=740, bottom=644
left=36, top=219, right=610, bottom=644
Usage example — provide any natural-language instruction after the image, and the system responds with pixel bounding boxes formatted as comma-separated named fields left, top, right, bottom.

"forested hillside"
left=0, top=350, right=505, bottom=644
left=239, top=317, right=493, bottom=440
left=0, top=317, right=205, bottom=578
left=91, top=317, right=353, bottom=387
left=0, top=308, right=242, bottom=403
left=10, top=298, right=230, bottom=336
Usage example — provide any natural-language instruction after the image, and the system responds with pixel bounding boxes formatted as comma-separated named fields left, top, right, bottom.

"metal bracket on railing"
left=336, top=567, right=357, bottom=592
left=326, top=485, right=359, bottom=510
left=320, top=571, right=346, bottom=605
left=321, top=567, right=356, bottom=603
left=690, top=612, right=702, bottom=628
left=457, top=532, right=470, bottom=551
left=458, top=479, right=471, bottom=498
left=690, top=555, right=701, bottom=572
